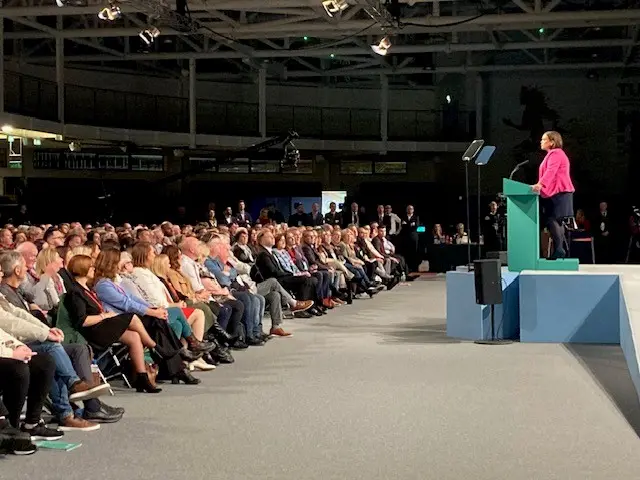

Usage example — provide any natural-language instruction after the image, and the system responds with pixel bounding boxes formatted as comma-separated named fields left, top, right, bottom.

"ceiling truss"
left=1, top=0, right=639, bottom=82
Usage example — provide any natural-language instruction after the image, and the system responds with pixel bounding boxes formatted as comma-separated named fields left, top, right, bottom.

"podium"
left=503, top=178, right=579, bottom=272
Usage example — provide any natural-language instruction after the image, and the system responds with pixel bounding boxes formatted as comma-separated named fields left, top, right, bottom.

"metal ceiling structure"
left=1, top=0, right=640, bottom=82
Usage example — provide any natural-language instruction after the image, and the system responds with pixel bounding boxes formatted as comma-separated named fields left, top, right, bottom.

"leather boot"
left=186, top=335, right=215, bottom=353
left=209, top=322, right=233, bottom=345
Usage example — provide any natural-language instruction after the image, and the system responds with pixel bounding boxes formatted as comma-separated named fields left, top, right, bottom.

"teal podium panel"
left=446, top=268, right=520, bottom=341
left=503, top=178, right=578, bottom=272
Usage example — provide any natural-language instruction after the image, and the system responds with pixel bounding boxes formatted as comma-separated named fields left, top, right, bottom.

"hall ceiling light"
left=98, top=3, right=122, bottom=21
left=139, top=27, right=161, bottom=45
left=322, top=0, right=349, bottom=17
left=371, top=36, right=392, bottom=55
left=1, top=125, right=13, bottom=133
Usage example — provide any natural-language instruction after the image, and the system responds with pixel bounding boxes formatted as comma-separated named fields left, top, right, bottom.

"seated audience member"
left=301, top=230, right=342, bottom=306
left=454, top=223, right=469, bottom=244
left=330, top=229, right=379, bottom=296
left=0, top=331, right=60, bottom=452
left=284, top=231, right=331, bottom=311
left=152, top=254, right=219, bottom=369
left=232, top=228, right=255, bottom=265
left=29, top=248, right=67, bottom=315
left=13, top=232, right=27, bottom=248
left=161, top=245, right=234, bottom=351
left=127, top=243, right=213, bottom=354
left=0, top=228, right=13, bottom=249
left=258, top=232, right=319, bottom=317
left=204, top=234, right=268, bottom=346
left=355, top=228, right=398, bottom=288
left=65, top=255, right=163, bottom=393
left=91, top=252, right=198, bottom=386
left=432, top=224, right=446, bottom=244
left=372, top=225, right=414, bottom=281
left=575, top=209, right=590, bottom=232
left=179, top=238, right=246, bottom=348
left=0, top=251, right=119, bottom=428
left=64, top=234, right=83, bottom=250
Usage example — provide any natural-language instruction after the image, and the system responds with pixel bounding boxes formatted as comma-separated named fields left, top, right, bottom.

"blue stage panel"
left=446, top=268, right=520, bottom=341
left=519, top=272, right=620, bottom=343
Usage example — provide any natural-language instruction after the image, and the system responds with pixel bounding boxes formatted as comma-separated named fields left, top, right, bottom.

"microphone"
left=509, top=159, right=529, bottom=180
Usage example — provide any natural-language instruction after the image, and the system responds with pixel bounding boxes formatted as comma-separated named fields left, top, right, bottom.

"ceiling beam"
left=23, top=38, right=640, bottom=62
left=283, top=61, right=634, bottom=78
left=5, top=9, right=640, bottom=39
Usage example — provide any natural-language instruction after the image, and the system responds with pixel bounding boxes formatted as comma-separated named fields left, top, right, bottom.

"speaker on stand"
left=473, top=259, right=512, bottom=345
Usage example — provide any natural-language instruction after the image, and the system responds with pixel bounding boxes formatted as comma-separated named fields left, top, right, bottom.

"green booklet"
left=34, top=441, right=82, bottom=452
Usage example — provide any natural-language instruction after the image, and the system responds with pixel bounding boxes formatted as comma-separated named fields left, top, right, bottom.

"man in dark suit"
left=235, top=200, right=252, bottom=227
left=221, top=207, right=235, bottom=226
left=400, top=204, right=421, bottom=273
left=324, top=202, right=342, bottom=227
left=342, top=202, right=361, bottom=228
left=309, top=203, right=324, bottom=227
left=253, top=230, right=316, bottom=305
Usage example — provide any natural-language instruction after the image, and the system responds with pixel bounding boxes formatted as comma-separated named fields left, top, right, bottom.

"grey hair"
left=0, top=251, right=23, bottom=276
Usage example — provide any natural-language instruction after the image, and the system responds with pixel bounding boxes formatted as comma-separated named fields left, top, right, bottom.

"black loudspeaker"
left=486, top=250, right=508, bottom=266
left=473, top=259, right=503, bottom=305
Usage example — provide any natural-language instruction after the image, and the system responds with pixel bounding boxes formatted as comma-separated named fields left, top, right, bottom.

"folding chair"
left=94, top=344, right=132, bottom=393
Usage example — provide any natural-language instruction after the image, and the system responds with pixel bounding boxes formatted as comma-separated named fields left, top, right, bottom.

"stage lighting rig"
left=371, top=36, right=391, bottom=55
left=98, top=2, right=122, bottom=21
left=322, top=0, right=349, bottom=17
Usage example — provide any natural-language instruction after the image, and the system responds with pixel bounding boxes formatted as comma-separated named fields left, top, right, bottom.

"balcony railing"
left=3, top=72, right=475, bottom=142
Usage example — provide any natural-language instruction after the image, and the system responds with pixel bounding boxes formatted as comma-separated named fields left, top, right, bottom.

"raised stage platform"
left=446, top=264, right=640, bottom=408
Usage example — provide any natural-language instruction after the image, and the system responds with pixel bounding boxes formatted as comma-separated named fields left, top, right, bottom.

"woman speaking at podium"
left=531, top=131, right=575, bottom=259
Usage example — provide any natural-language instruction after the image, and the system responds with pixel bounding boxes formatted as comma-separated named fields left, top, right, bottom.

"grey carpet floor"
left=3, top=277, right=640, bottom=479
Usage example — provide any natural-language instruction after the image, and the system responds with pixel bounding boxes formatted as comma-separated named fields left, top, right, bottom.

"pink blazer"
left=538, top=148, right=575, bottom=198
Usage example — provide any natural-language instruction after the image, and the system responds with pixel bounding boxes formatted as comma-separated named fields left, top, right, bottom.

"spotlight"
left=1, top=125, right=13, bottom=133
left=322, top=0, right=349, bottom=17
left=98, top=3, right=121, bottom=21
left=139, top=27, right=160, bottom=45
left=371, top=36, right=392, bottom=56
left=446, top=94, right=452, bottom=104
left=69, top=142, right=82, bottom=152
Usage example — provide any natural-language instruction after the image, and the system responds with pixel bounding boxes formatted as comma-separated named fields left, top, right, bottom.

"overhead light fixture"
left=98, top=3, right=121, bottom=21
left=322, top=0, right=349, bottom=17
left=371, top=36, right=392, bottom=56
left=139, top=27, right=161, bottom=45
left=1, top=125, right=13, bottom=133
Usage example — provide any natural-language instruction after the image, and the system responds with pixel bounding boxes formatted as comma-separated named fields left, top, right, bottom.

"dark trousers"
left=279, top=275, right=316, bottom=301
left=0, top=354, right=55, bottom=426
left=220, top=299, right=244, bottom=338
left=312, top=271, right=330, bottom=299
left=140, top=316, right=184, bottom=377
left=207, top=302, right=232, bottom=332
left=392, top=254, right=408, bottom=275
left=63, top=344, right=100, bottom=414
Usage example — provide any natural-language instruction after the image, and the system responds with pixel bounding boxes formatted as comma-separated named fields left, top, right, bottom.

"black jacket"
left=254, top=246, right=292, bottom=282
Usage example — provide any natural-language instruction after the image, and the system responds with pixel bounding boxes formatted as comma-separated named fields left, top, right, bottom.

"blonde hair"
left=35, top=248, right=60, bottom=276
left=544, top=130, right=563, bottom=149
left=151, top=254, right=170, bottom=278
left=196, top=242, right=209, bottom=263
left=67, top=246, right=92, bottom=264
